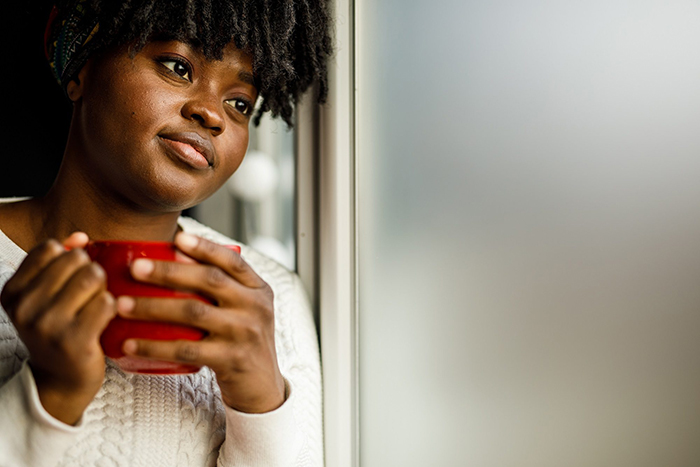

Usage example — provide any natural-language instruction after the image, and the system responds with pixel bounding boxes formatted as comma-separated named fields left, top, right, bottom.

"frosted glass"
left=356, top=1, right=700, bottom=466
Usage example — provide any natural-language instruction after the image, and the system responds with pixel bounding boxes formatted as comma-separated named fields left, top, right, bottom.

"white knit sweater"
left=0, top=214, right=323, bottom=467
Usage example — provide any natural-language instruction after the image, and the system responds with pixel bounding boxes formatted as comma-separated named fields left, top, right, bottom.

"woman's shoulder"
left=0, top=199, right=30, bottom=271
left=177, top=215, right=244, bottom=249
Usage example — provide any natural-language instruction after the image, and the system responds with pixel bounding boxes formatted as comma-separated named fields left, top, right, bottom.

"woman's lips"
left=158, top=132, right=215, bottom=170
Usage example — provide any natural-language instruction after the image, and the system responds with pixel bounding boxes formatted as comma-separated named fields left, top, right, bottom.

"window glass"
left=357, top=1, right=700, bottom=465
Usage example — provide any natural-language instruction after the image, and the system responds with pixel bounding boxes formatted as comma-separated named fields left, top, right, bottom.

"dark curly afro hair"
left=51, top=0, right=333, bottom=127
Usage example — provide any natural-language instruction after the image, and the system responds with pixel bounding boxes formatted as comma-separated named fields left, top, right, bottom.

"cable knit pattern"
left=60, top=362, right=135, bottom=466
left=0, top=270, right=28, bottom=386
left=0, top=214, right=323, bottom=467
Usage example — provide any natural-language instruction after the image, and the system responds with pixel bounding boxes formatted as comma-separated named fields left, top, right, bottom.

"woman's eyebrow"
left=238, top=70, right=255, bottom=86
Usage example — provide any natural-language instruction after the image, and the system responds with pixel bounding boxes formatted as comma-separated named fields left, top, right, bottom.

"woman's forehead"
left=147, top=38, right=252, bottom=63
left=147, top=31, right=251, bottom=60
left=135, top=40, right=256, bottom=83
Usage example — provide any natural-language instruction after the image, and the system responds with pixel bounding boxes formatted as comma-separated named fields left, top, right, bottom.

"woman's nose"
left=181, top=90, right=226, bottom=135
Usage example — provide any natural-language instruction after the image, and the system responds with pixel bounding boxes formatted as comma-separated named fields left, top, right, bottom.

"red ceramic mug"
left=86, top=240, right=241, bottom=375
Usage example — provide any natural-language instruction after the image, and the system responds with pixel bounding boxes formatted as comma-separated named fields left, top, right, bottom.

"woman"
left=0, top=0, right=332, bottom=465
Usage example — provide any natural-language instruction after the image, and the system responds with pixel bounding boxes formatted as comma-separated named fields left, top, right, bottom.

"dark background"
left=3, top=2, right=72, bottom=197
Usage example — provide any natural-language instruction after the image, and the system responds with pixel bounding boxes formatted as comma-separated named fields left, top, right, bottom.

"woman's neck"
left=0, top=171, right=182, bottom=253
left=36, top=189, right=182, bottom=243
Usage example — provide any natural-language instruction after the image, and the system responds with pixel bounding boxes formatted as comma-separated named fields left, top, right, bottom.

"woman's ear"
left=66, top=62, right=91, bottom=102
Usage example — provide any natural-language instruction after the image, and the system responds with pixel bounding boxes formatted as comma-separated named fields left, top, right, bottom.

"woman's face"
left=70, top=40, right=257, bottom=211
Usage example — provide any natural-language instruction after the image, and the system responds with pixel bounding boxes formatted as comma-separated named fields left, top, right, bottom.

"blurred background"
left=353, top=1, right=700, bottom=466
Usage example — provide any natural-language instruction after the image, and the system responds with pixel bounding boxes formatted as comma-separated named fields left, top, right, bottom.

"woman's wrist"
left=31, top=366, right=95, bottom=426
left=222, top=374, right=287, bottom=414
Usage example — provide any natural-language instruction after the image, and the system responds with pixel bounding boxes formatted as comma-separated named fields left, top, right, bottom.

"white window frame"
left=295, top=0, right=358, bottom=465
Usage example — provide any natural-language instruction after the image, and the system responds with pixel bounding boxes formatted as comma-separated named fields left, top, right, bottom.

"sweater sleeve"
left=0, top=261, right=85, bottom=467
left=0, top=361, right=85, bottom=467
left=217, top=378, right=305, bottom=466
left=216, top=272, right=324, bottom=466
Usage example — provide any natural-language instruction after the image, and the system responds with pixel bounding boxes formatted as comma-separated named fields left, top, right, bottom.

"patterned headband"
left=44, top=0, right=100, bottom=90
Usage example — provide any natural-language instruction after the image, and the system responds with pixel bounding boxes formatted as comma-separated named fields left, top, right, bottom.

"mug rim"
left=87, top=240, right=242, bottom=249
left=88, top=239, right=177, bottom=247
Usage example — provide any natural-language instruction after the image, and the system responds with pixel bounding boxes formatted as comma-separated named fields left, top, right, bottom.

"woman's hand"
left=0, top=232, right=116, bottom=425
left=116, top=232, right=286, bottom=414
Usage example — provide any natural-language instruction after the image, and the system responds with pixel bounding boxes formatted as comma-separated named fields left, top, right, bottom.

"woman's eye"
left=226, top=98, right=252, bottom=116
left=161, top=60, right=191, bottom=81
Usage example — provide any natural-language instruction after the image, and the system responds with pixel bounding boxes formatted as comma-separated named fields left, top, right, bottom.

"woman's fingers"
left=1, top=231, right=90, bottom=311
left=9, top=248, right=94, bottom=324
left=62, top=231, right=89, bottom=250
left=129, top=258, right=250, bottom=305
left=122, top=338, right=250, bottom=371
left=116, top=296, right=221, bottom=331
left=2, top=230, right=90, bottom=310
left=49, top=262, right=109, bottom=324
left=0, top=240, right=65, bottom=312
left=74, top=290, right=117, bottom=340
left=128, top=234, right=271, bottom=305
left=174, top=233, right=264, bottom=288
left=115, top=295, right=271, bottom=338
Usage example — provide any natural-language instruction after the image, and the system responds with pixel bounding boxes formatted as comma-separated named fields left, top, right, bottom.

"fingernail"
left=176, top=233, right=199, bottom=250
left=122, top=340, right=137, bottom=355
left=116, top=296, right=135, bottom=315
left=131, top=259, right=154, bottom=277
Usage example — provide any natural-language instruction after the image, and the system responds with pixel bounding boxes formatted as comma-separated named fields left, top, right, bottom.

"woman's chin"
left=129, top=183, right=208, bottom=213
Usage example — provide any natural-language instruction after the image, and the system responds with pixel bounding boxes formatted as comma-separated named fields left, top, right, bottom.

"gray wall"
left=356, top=1, right=700, bottom=466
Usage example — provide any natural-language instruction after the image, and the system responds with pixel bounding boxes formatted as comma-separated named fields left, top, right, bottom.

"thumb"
left=62, top=231, right=90, bottom=250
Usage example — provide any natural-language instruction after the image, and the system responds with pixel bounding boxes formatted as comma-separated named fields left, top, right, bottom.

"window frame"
left=295, top=0, right=359, bottom=465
